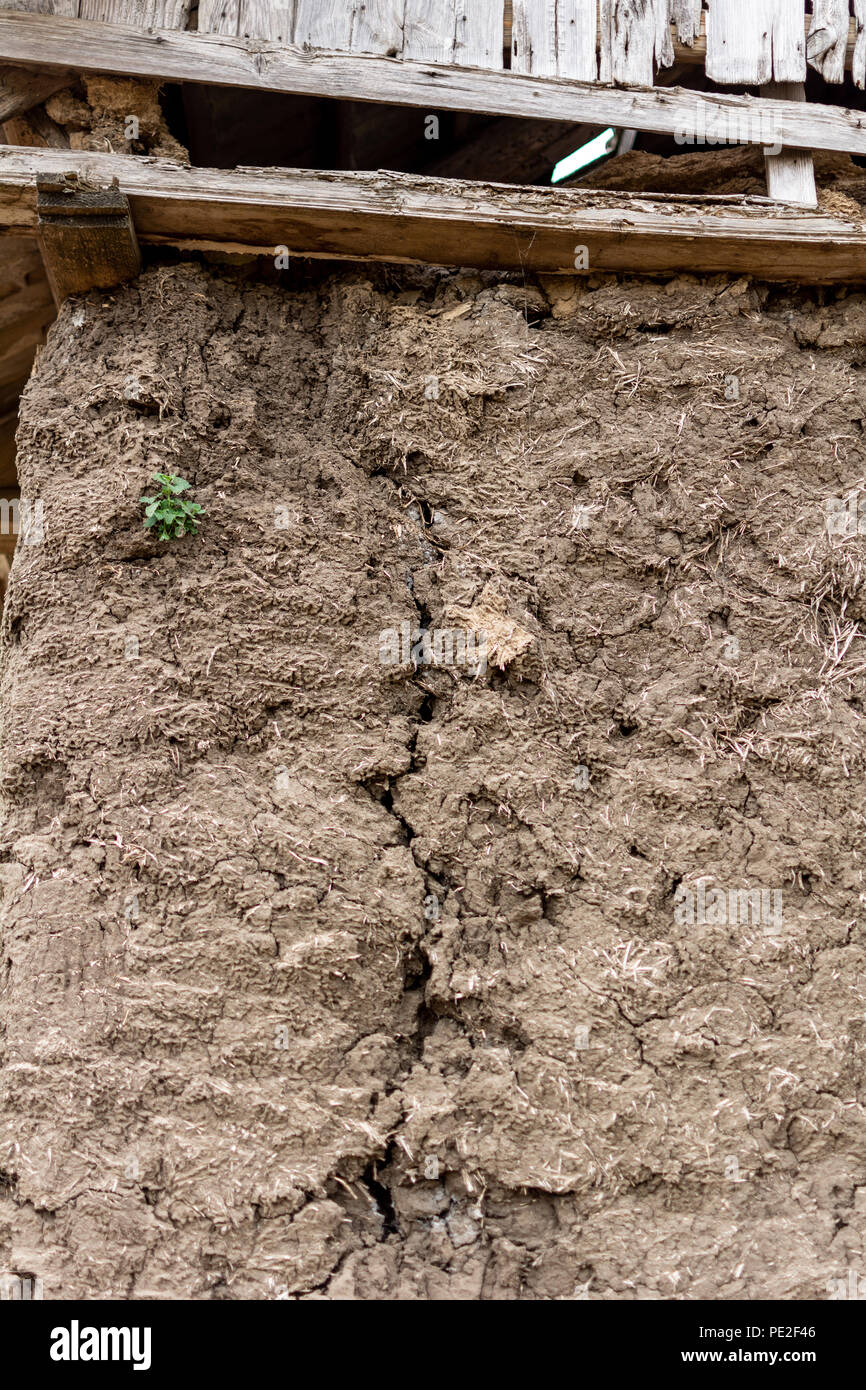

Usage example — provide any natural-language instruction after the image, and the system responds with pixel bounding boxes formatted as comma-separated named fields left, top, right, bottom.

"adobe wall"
left=1, top=259, right=864, bottom=1298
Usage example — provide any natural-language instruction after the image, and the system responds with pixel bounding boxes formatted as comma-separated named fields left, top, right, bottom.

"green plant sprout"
left=140, top=473, right=204, bottom=541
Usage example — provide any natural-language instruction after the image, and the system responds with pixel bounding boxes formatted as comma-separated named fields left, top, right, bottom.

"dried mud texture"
left=2, top=260, right=866, bottom=1300
left=4, top=77, right=188, bottom=162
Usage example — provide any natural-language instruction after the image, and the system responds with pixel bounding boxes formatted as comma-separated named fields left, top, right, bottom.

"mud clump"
left=1, top=259, right=866, bottom=1299
left=4, top=76, right=188, bottom=161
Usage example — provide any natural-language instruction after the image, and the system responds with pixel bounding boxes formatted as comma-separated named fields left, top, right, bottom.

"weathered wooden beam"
left=0, top=13, right=864, bottom=156
left=0, top=146, right=864, bottom=284
left=35, top=173, right=141, bottom=303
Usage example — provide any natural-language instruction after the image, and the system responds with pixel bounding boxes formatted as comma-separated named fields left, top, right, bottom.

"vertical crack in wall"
left=3, top=259, right=866, bottom=1299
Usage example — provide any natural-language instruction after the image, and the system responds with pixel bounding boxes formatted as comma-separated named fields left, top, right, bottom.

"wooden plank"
left=654, top=0, right=674, bottom=71
left=604, top=0, right=666, bottom=87
left=294, top=1, right=353, bottom=49
left=403, top=0, right=455, bottom=62
left=706, top=0, right=772, bottom=86
left=854, top=0, right=866, bottom=90
left=557, top=0, right=598, bottom=80
left=0, top=65, right=71, bottom=121
left=0, top=2, right=79, bottom=13
left=403, top=0, right=502, bottom=68
left=1, top=146, right=866, bottom=283
left=511, top=0, right=596, bottom=80
left=6, top=2, right=862, bottom=75
left=511, top=0, right=558, bottom=75
left=808, top=0, right=849, bottom=83
left=670, top=0, right=701, bottom=46
left=350, top=0, right=406, bottom=56
left=598, top=0, right=612, bottom=79
left=197, top=0, right=240, bottom=35
left=78, top=1, right=191, bottom=26
left=771, top=0, right=806, bottom=82
left=3, top=11, right=866, bottom=156
left=237, top=2, right=294, bottom=42
left=453, top=1, right=502, bottom=66
left=762, top=81, right=816, bottom=207
left=35, top=172, right=141, bottom=301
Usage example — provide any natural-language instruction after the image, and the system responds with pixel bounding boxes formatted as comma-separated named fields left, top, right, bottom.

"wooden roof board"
left=0, top=14, right=864, bottom=156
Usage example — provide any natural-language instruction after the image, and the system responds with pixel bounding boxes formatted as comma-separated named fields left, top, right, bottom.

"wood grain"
left=854, top=0, right=866, bottom=90
left=607, top=0, right=658, bottom=86
left=706, top=0, right=772, bottom=86
left=0, top=1, right=80, bottom=14
left=654, top=0, right=674, bottom=70
left=3, top=12, right=866, bottom=156
left=35, top=173, right=141, bottom=301
left=510, top=0, right=557, bottom=75
left=197, top=0, right=240, bottom=36
left=0, top=145, right=864, bottom=283
left=670, top=0, right=701, bottom=46
left=771, top=0, right=806, bottom=82
left=294, top=1, right=354, bottom=50
left=558, top=0, right=598, bottom=80
left=238, top=1, right=294, bottom=42
left=808, top=0, right=849, bottom=83
left=350, top=0, right=406, bottom=56
left=762, top=81, right=816, bottom=207
left=453, top=1, right=502, bottom=66
left=511, top=0, right=596, bottom=79
left=403, top=0, right=454, bottom=61
left=78, top=1, right=191, bottom=26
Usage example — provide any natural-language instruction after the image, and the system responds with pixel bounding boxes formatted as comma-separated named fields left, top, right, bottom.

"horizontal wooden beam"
left=0, top=13, right=863, bottom=156
left=0, top=146, right=865, bottom=283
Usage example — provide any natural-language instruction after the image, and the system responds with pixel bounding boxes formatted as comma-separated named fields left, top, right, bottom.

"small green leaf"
left=141, top=472, right=202, bottom=542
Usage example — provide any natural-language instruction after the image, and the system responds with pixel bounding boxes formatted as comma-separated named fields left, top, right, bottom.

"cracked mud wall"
left=1, top=260, right=866, bottom=1299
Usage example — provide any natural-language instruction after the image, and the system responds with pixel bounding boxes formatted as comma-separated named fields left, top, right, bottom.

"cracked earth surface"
left=1, top=261, right=866, bottom=1298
